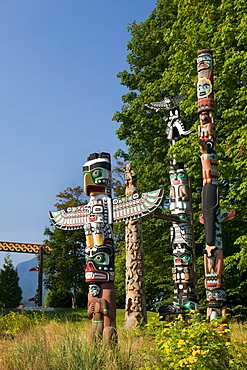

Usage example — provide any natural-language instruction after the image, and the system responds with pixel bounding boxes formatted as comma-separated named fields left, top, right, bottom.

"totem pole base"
left=88, top=326, right=117, bottom=345
left=87, top=283, right=117, bottom=345
left=158, top=304, right=186, bottom=321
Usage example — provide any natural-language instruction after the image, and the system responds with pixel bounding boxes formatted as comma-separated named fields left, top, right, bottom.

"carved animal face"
left=83, top=152, right=111, bottom=196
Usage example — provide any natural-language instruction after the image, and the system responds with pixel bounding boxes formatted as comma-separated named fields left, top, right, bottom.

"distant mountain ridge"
left=16, top=257, right=47, bottom=306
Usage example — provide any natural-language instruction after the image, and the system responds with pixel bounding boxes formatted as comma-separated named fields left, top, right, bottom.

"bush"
left=141, top=313, right=247, bottom=370
left=44, top=289, right=73, bottom=308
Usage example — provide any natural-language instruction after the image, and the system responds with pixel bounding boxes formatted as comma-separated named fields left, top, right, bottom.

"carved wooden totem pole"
left=197, top=49, right=235, bottom=323
left=50, top=152, right=164, bottom=342
left=125, top=163, right=147, bottom=329
left=145, top=91, right=199, bottom=318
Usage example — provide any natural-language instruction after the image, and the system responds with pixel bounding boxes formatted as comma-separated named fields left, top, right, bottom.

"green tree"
left=43, top=187, right=87, bottom=308
left=113, top=0, right=247, bottom=315
left=112, top=161, right=172, bottom=309
left=0, top=254, right=22, bottom=308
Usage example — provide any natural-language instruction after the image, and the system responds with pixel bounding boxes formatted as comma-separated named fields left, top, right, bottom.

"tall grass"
left=0, top=310, right=247, bottom=370
left=0, top=311, right=145, bottom=370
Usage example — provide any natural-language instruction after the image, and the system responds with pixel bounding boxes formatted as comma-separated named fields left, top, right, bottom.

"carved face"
left=206, top=289, right=226, bottom=302
left=83, top=152, right=111, bottom=196
left=85, top=246, right=114, bottom=283
left=169, top=169, right=188, bottom=185
left=173, top=254, right=192, bottom=267
left=197, top=52, right=212, bottom=72
left=88, top=284, right=101, bottom=297
left=197, top=77, right=212, bottom=98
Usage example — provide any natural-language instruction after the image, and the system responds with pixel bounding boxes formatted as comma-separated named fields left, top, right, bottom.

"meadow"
left=0, top=309, right=246, bottom=370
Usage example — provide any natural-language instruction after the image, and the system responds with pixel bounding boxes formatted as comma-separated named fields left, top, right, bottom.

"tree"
left=43, top=187, right=88, bottom=308
left=112, top=161, right=172, bottom=310
left=0, top=254, right=22, bottom=308
left=113, top=0, right=247, bottom=316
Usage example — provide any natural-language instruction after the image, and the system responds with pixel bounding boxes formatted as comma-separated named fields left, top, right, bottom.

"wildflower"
left=178, top=358, right=188, bottom=366
left=177, top=339, right=186, bottom=347
left=187, top=355, right=198, bottom=363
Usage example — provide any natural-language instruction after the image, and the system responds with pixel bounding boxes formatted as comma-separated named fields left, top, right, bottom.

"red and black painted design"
left=197, top=49, right=235, bottom=323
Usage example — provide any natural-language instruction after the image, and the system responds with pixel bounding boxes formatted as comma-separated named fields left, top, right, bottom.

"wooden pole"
left=124, top=163, right=147, bottom=329
left=38, top=246, right=43, bottom=306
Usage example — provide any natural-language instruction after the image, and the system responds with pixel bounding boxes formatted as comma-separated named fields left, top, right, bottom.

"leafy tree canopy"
left=43, top=187, right=87, bottom=308
left=113, top=0, right=247, bottom=316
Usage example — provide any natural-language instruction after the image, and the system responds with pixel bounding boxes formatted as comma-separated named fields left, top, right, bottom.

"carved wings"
left=49, top=205, right=88, bottom=230
left=49, top=188, right=164, bottom=230
left=112, top=188, right=164, bottom=222
left=145, top=94, right=187, bottom=111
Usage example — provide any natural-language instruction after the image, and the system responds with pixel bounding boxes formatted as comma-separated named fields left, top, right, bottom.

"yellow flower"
left=187, top=355, right=198, bottom=363
left=177, top=339, right=186, bottom=348
left=226, top=342, right=231, bottom=346
left=178, top=358, right=188, bottom=366
left=162, top=328, right=169, bottom=333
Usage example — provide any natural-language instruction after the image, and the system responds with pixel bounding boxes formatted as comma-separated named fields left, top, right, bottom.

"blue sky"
left=0, top=0, right=156, bottom=267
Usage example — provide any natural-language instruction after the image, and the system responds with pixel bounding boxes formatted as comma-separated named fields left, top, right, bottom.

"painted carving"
left=50, top=152, right=164, bottom=340
left=145, top=92, right=199, bottom=318
left=197, top=49, right=236, bottom=323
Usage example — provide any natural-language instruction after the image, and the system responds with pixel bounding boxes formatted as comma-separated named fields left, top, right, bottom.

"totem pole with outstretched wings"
left=50, top=152, right=164, bottom=342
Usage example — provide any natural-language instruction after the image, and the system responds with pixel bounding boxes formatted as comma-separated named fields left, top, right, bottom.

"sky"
left=0, top=0, right=157, bottom=267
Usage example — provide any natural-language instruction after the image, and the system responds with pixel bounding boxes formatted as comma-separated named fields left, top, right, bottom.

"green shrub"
left=141, top=313, right=247, bottom=370
left=0, top=310, right=46, bottom=334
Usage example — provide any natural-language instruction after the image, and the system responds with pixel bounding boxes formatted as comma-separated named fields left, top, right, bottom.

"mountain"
left=16, top=257, right=47, bottom=307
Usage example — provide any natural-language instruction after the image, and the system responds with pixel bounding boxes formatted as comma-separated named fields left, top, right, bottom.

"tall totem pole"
left=50, top=152, right=164, bottom=341
left=197, top=49, right=235, bottom=322
left=146, top=91, right=199, bottom=317
left=125, top=163, right=147, bottom=329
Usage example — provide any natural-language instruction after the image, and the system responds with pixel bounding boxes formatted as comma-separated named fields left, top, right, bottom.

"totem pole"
left=145, top=91, right=199, bottom=317
left=197, top=49, right=235, bottom=323
left=50, top=152, right=164, bottom=342
left=125, top=163, right=147, bottom=329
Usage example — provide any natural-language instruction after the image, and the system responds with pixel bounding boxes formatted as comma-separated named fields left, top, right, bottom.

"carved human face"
left=88, top=284, right=100, bottom=297
left=169, top=169, right=188, bottom=185
left=197, top=77, right=212, bottom=98
left=197, top=53, right=212, bottom=72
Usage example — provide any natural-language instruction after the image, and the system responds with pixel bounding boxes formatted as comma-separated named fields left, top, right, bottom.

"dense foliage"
left=43, top=187, right=88, bottom=308
left=0, top=254, right=22, bottom=308
left=142, top=313, right=247, bottom=369
left=113, top=0, right=247, bottom=315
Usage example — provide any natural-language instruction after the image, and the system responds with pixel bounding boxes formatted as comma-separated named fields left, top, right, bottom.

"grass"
left=0, top=309, right=246, bottom=369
